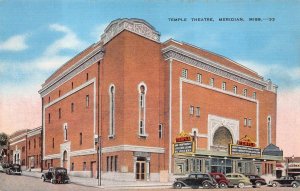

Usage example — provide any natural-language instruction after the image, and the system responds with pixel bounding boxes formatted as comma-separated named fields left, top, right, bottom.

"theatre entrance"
left=135, top=157, right=146, bottom=180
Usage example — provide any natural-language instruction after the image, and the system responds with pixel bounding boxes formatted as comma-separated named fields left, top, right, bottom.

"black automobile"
left=245, top=174, right=267, bottom=188
left=41, top=167, right=70, bottom=184
left=269, top=176, right=296, bottom=187
left=173, top=173, right=218, bottom=189
left=6, top=164, right=22, bottom=175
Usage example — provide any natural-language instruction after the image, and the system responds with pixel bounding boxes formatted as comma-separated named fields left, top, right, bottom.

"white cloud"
left=45, top=23, right=86, bottom=56
left=0, top=34, right=28, bottom=52
left=91, top=23, right=108, bottom=40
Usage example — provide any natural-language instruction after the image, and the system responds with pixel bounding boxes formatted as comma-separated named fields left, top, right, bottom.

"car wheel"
left=203, top=182, right=211, bottom=189
left=238, top=182, right=245, bottom=188
left=42, top=176, right=46, bottom=182
left=255, top=182, right=262, bottom=188
left=174, top=182, right=183, bottom=189
left=51, top=179, right=56, bottom=184
left=219, top=182, right=227, bottom=188
left=272, top=182, right=277, bottom=187
left=292, top=183, right=298, bottom=188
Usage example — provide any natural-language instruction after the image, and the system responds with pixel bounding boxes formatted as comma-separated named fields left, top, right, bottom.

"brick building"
left=38, top=18, right=282, bottom=181
left=8, top=127, right=42, bottom=171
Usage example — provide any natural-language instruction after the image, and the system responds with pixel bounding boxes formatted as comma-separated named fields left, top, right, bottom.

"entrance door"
left=91, top=161, right=97, bottom=178
left=63, top=151, right=68, bottom=168
left=136, top=161, right=146, bottom=180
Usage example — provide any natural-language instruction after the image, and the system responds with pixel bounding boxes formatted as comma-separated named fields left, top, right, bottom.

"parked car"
left=209, top=172, right=230, bottom=188
left=270, top=176, right=299, bottom=187
left=1, top=163, right=10, bottom=173
left=225, top=173, right=252, bottom=188
left=173, top=173, right=218, bottom=189
left=291, top=176, right=300, bottom=188
left=6, top=164, right=22, bottom=175
left=245, top=174, right=267, bottom=188
left=41, top=167, right=70, bottom=184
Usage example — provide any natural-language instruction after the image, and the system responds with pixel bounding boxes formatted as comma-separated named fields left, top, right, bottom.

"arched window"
left=109, top=84, right=115, bottom=137
left=213, top=126, right=233, bottom=147
left=267, top=116, right=272, bottom=144
left=138, top=83, right=147, bottom=137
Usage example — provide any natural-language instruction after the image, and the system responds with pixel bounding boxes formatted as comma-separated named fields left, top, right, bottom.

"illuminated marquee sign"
left=173, top=131, right=195, bottom=155
left=229, top=135, right=261, bottom=157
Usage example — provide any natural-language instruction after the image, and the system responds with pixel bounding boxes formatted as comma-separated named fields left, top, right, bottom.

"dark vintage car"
left=245, top=174, right=267, bottom=188
left=173, top=173, right=218, bottom=189
left=6, top=164, right=22, bottom=175
left=270, top=176, right=300, bottom=188
left=41, top=167, right=70, bottom=184
left=209, top=172, right=230, bottom=188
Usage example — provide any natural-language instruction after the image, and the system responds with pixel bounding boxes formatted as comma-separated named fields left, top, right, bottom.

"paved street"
left=1, top=172, right=300, bottom=191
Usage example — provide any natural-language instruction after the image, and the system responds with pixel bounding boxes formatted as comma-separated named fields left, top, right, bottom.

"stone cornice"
left=162, top=45, right=277, bottom=92
left=101, top=18, right=160, bottom=45
left=39, top=47, right=104, bottom=97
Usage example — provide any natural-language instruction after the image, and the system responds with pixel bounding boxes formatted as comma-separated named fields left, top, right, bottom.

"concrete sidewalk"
left=22, top=171, right=172, bottom=189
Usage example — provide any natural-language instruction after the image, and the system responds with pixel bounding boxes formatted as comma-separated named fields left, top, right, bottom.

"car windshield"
left=56, top=169, right=67, bottom=174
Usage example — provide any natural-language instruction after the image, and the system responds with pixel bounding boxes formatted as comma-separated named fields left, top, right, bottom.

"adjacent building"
left=38, top=18, right=282, bottom=181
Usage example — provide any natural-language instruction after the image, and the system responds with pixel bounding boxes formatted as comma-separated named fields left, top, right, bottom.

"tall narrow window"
left=71, top=163, right=74, bottom=171
left=59, top=90, right=61, bottom=97
left=59, top=108, right=61, bottom=119
left=52, top=138, right=54, bottom=148
left=243, top=89, right=248, bottom=97
left=159, top=124, right=163, bottom=139
left=83, top=162, right=86, bottom=171
left=244, top=118, right=247, bottom=126
left=233, top=86, right=237, bottom=94
left=195, top=107, right=200, bottom=117
left=48, top=113, right=51, bottom=124
left=189, top=105, right=194, bottom=115
left=34, top=139, right=36, bottom=148
left=109, top=85, right=115, bottom=138
left=71, top=103, right=74, bottom=112
left=197, top=73, right=202, bottom=83
left=48, top=97, right=50, bottom=103
left=182, top=68, right=188, bottom=78
left=114, top=155, right=118, bottom=172
left=106, top=156, right=109, bottom=172
left=71, top=82, right=74, bottom=89
left=110, top=156, right=113, bottom=171
left=209, top=78, right=214, bottom=87
left=222, top=82, right=226, bottom=90
left=80, top=132, right=82, bottom=145
left=86, top=95, right=89, bottom=108
left=29, top=141, right=31, bottom=150
left=248, top=119, right=252, bottom=127
left=138, top=83, right=147, bottom=137
left=253, top=92, right=257, bottom=99
left=64, top=123, right=68, bottom=141
left=267, top=116, right=272, bottom=144
left=86, top=73, right=89, bottom=81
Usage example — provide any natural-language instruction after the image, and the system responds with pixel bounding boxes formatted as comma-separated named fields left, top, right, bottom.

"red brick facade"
left=38, top=18, right=280, bottom=181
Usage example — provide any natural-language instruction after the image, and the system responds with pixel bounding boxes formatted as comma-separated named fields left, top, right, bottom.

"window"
left=114, top=155, right=118, bottom=172
left=248, top=119, right=252, bottom=127
left=243, top=89, right=248, bottom=97
left=209, top=78, right=214, bottom=87
left=106, top=156, right=109, bottom=172
left=109, top=85, right=115, bottom=137
left=267, top=116, right=272, bottom=144
left=86, top=73, right=89, bottom=81
left=52, top=138, right=54, bottom=148
left=195, top=107, right=200, bottom=117
left=86, top=95, right=89, bottom=108
left=34, top=139, right=36, bottom=148
left=48, top=97, right=50, bottom=103
left=71, top=163, right=74, bottom=171
left=71, top=82, right=74, bottom=89
left=29, top=141, right=31, bottom=150
left=64, top=123, right=68, bottom=141
left=222, top=82, right=226, bottom=90
left=59, top=90, right=61, bottom=97
left=233, top=86, right=237, bottom=94
left=48, top=113, right=51, bottom=124
left=71, top=103, right=74, bottom=112
left=197, top=73, right=202, bottom=83
left=244, top=118, right=247, bottom=126
left=189, top=105, right=194, bottom=115
left=80, top=132, right=82, bottom=145
left=59, top=108, right=61, bottom=119
left=253, top=92, right=256, bottom=99
left=159, top=124, right=163, bottom=139
left=110, top=156, right=113, bottom=171
left=83, top=162, right=86, bottom=171
left=182, top=68, right=188, bottom=78
left=138, top=83, right=147, bottom=136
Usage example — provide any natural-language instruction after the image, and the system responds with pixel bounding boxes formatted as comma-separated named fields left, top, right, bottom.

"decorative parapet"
left=101, top=18, right=160, bottom=44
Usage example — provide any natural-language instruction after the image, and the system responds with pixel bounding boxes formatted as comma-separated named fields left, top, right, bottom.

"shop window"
left=109, top=85, right=115, bottom=138
left=181, top=68, right=188, bottom=78
left=222, top=82, right=226, bottom=90
left=197, top=73, right=202, bottom=83
left=233, top=86, right=237, bottom=94
left=189, top=106, right=194, bottom=115
left=210, top=78, right=214, bottom=87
